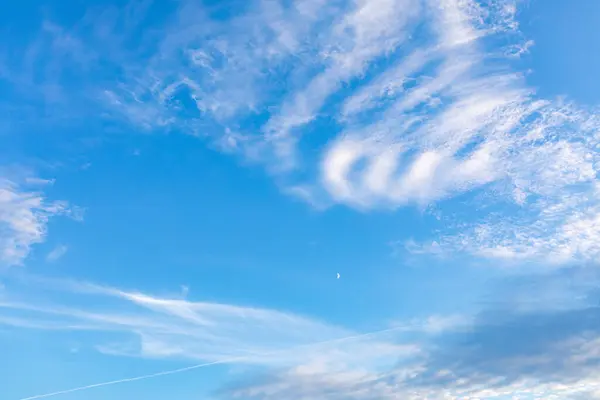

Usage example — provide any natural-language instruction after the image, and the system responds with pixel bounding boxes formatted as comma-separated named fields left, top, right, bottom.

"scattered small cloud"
left=391, top=314, right=473, bottom=335
left=180, top=285, right=189, bottom=298
left=46, top=245, right=68, bottom=262
left=506, top=39, right=535, bottom=58
left=0, top=178, right=72, bottom=267
left=24, top=177, right=56, bottom=186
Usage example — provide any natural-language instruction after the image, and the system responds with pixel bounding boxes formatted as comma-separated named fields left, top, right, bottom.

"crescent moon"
left=337, top=273, right=340, bottom=279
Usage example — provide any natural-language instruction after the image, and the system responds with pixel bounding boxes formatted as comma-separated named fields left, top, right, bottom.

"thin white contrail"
left=18, top=359, right=236, bottom=400
left=18, top=325, right=404, bottom=400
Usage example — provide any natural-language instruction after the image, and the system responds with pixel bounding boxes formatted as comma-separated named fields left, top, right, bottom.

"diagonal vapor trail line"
left=18, top=325, right=405, bottom=400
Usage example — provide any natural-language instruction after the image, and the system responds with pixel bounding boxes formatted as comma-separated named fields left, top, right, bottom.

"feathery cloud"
left=0, top=277, right=416, bottom=369
left=2, top=0, right=598, bottom=266
left=0, top=178, right=70, bottom=266
left=4, top=270, right=600, bottom=400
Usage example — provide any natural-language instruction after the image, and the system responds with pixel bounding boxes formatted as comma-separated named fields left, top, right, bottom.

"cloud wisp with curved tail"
left=3, top=0, right=599, bottom=264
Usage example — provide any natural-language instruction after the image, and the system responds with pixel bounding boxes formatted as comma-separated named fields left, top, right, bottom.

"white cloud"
left=0, top=178, right=70, bottom=266
left=224, top=307, right=600, bottom=400
left=409, top=157, right=600, bottom=263
left=5, top=274, right=600, bottom=400
left=0, top=278, right=416, bottom=370
left=24, top=177, right=56, bottom=186
left=225, top=368, right=600, bottom=400
left=391, top=314, right=473, bottom=335
left=262, top=0, right=421, bottom=167
left=46, top=245, right=68, bottom=262
left=4, top=0, right=600, bottom=264
left=317, top=0, right=534, bottom=208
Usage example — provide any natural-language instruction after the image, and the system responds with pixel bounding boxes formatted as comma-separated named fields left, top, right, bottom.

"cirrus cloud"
left=3, top=0, right=596, bottom=264
left=0, top=178, right=72, bottom=267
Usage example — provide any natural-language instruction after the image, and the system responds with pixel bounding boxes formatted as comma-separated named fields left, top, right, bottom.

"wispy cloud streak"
left=5, top=270, right=600, bottom=400
left=1, top=276, right=418, bottom=399
left=4, top=0, right=594, bottom=262
left=18, top=324, right=414, bottom=400
left=0, top=178, right=71, bottom=266
left=0, top=277, right=416, bottom=366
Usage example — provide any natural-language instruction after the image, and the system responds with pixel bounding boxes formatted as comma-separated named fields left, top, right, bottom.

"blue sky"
left=1, top=0, right=600, bottom=399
